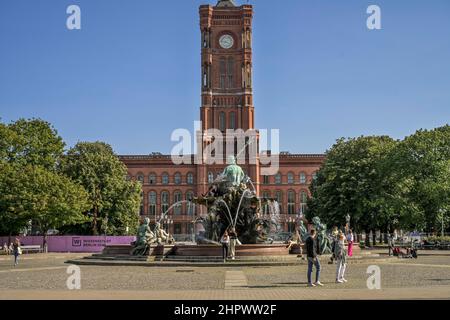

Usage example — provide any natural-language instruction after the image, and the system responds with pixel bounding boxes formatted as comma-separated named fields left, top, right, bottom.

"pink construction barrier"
left=0, top=236, right=136, bottom=253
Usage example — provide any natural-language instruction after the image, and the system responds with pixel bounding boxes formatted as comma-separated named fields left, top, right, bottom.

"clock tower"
left=199, top=0, right=254, bottom=134
left=197, top=0, right=259, bottom=196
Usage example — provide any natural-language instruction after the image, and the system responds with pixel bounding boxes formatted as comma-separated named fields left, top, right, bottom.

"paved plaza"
left=0, top=251, right=450, bottom=300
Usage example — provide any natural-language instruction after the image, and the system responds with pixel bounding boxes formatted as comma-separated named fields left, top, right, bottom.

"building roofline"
left=118, top=154, right=326, bottom=161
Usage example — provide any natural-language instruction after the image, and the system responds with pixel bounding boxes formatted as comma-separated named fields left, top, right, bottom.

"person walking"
left=228, top=227, right=238, bottom=260
left=346, top=229, right=354, bottom=257
left=335, top=234, right=348, bottom=283
left=388, top=233, right=394, bottom=256
left=306, top=229, right=323, bottom=287
left=12, top=238, right=21, bottom=267
left=220, top=230, right=230, bottom=263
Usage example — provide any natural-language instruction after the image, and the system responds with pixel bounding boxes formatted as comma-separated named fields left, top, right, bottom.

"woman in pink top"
left=346, top=230, right=354, bottom=257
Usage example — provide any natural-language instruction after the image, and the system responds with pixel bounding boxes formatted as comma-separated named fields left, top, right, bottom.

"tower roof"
left=216, top=0, right=237, bottom=7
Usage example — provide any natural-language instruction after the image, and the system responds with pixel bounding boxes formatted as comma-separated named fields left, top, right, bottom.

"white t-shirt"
left=346, top=233, right=354, bottom=242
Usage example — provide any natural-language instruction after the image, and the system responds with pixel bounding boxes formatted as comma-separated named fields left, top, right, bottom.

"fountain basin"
left=172, top=244, right=290, bottom=257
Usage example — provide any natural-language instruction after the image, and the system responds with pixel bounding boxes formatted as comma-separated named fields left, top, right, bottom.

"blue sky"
left=0, top=0, right=449, bottom=155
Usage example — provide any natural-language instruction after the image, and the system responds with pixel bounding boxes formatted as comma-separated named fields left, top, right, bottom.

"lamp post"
left=345, top=214, right=351, bottom=233
left=440, top=209, right=445, bottom=237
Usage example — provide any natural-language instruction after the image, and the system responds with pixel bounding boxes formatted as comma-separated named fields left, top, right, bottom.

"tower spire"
left=216, top=0, right=237, bottom=7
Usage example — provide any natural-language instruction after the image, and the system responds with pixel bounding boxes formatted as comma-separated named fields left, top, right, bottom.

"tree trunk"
left=365, top=229, right=371, bottom=247
left=372, top=230, right=376, bottom=246
left=43, top=232, right=48, bottom=253
left=92, top=206, right=98, bottom=235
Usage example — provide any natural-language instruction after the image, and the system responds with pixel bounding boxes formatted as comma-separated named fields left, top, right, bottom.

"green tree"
left=4, top=118, right=65, bottom=170
left=60, top=142, right=141, bottom=235
left=390, top=125, right=450, bottom=232
left=0, top=163, right=90, bottom=250
left=306, top=136, right=399, bottom=246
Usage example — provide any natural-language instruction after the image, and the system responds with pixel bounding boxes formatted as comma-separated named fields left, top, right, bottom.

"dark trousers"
left=307, top=257, right=321, bottom=284
left=222, top=243, right=229, bottom=260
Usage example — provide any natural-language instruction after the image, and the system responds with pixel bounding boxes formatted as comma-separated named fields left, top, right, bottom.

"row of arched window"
left=261, top=190, right=309, bottom=215
left=130, top=172, right=195, bottom=185
left=140, top=191, right=196, bottom=216
left=262, top=172, right=317, bottom=185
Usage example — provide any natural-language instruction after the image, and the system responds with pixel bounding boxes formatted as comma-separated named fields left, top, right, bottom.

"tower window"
left=229, top=112, right=236, bottom=129
left=219, top=112, right=226, bottom=132
left=220, top=58, right=226, bottom=89
left=227, top=57, right=234, bottom=88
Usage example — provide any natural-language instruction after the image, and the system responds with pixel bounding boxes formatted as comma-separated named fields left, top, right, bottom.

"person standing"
left=12, top=238, right=21, bottom=267
left=220, top=230, right=230, bottom=263
left=3, top=243, right=9, bottom=255
left=306, top=229, right=323, bottom=287
left=346, top=229, right=354, bottom=257
left=330, top=227, right=339, bottom=263
left=228, top=228, right=238, bottom=260
left=335, top=234, right=348, bottom=283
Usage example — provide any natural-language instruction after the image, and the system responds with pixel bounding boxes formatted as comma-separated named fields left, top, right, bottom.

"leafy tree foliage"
left=307, top=126, right=450, bottom=239
left=60, top=142, right=141, bottom=235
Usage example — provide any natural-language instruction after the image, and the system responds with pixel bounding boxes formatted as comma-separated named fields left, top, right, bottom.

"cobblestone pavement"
left=0, top=253, right=450, bottom=299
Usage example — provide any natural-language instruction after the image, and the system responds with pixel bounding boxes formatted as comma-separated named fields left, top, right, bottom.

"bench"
left=21, top=245, right=43, bottom=254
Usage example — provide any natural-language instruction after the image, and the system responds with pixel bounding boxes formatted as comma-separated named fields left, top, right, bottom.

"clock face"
left=219, top=34, right=234, bottom=49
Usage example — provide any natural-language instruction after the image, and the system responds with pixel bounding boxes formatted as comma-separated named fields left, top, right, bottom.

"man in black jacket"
left=306, top=229, right=323, bottom=287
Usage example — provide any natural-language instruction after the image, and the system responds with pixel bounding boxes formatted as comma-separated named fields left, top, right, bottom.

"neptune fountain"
left=128, top=155, right=332, bottom=258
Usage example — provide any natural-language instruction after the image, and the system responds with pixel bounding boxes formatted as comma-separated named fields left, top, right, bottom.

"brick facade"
left=120, top=1, right=325, bottom=237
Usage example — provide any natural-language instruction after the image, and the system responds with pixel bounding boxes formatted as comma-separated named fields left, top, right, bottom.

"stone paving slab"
left=1, top=286, right=449, bottom=300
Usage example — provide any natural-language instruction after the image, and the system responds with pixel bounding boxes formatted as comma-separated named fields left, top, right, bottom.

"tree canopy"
left=60, top=141, right=141, bottom=235
left=307, top=125, right=450, bottom=235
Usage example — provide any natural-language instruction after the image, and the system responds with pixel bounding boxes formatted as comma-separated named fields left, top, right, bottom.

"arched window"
left=174, top=172, right=181, bottom=185
left=300, top=191, right=308, bottom=214
left=219, top=112, right=226, bottom=132
left=275, top=190, right=283, bottom=214
left=173, top=191, right=182, bottom=215
left=140, top=192, right=144, bottom=215
left=262, top=191, right=270, bottom=214
left=186, top=192, right=196, bottom=215
left=187, top=172, right=194, bottom=185
left=275, top=173, right=282, bottom=185
left=300, top=172, right=306, bottom=184
left=208, top=172, right=214, bottom=183
left=148, top=191, right=157, bottom=215
left=312, top=171, right=318, bottom=181
left=227, top=57, right=234, bottom=88
left=161, top=191, right=169, bottom=213
left=229, top=112, right=236, bottom=129
left=149, top=173, right=156, bottom=185
left=287, top=172, right=294, bottom=184
left=162, top=173, right=169, bottom=185
left=137, top=173, right=144, bottom=184
left=288, top=190, right=296, bottom=214
left=220, top=57, right=226, bottom=89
